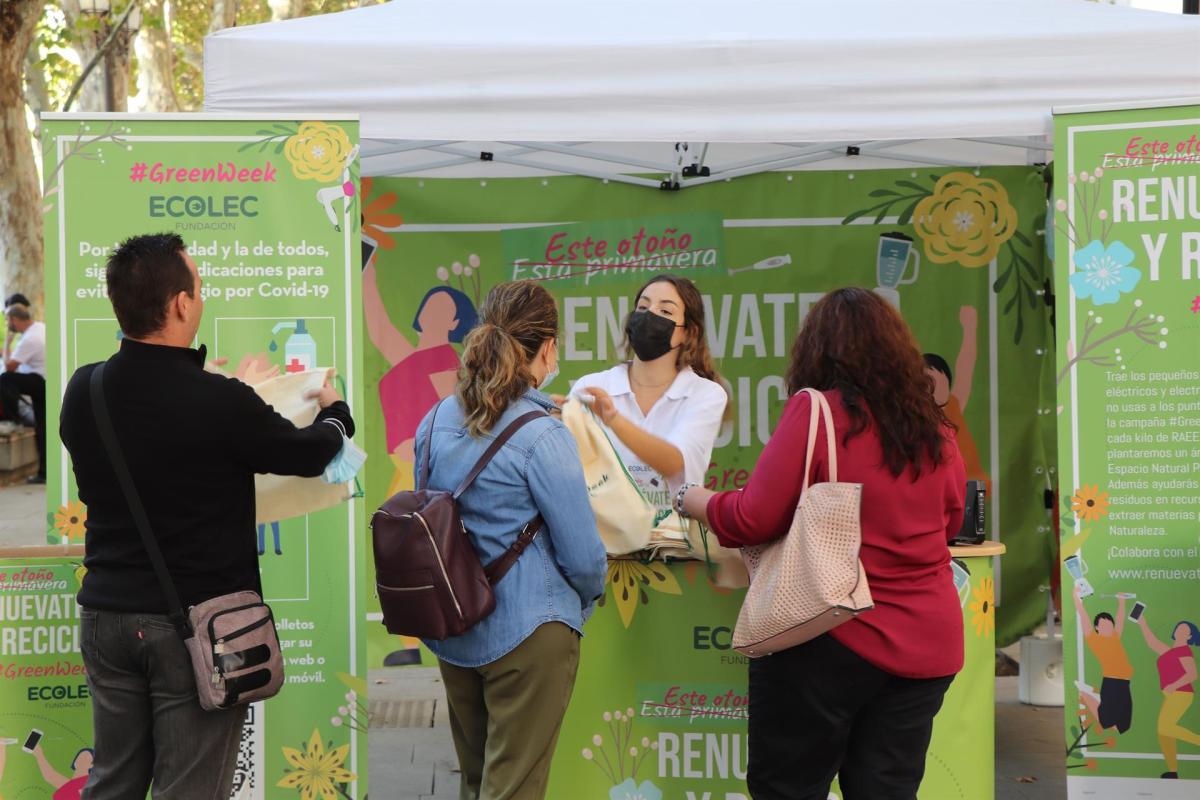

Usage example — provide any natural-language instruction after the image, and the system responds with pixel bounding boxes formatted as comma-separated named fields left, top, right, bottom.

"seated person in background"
left=2, top=303, right=47, bottom=484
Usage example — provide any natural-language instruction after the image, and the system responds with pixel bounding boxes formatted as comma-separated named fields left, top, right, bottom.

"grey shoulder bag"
left=90, top=362, right=284, bottom=710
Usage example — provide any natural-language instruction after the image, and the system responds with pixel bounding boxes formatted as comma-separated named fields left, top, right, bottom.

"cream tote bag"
left=732, top=389, right=872, bottom=657
left=561, top=398, right=654, bottom=555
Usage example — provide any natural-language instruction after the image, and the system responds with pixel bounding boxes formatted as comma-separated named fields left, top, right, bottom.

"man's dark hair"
left=1094, top=612, right=1115, bottom=630
left=106, top=233, right=193, bottom=338
left=4, top=293, right=30, bottom=309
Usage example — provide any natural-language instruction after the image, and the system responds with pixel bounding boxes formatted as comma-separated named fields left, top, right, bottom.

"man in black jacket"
left=60, top=233, right=356, bottom=799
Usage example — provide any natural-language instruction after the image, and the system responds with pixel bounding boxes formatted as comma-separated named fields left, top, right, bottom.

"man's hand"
left=235, top=353, right=280, bottom=386
left=306, top=380, right=341, bottom=409
left=960, top=305, right=978, bottom=329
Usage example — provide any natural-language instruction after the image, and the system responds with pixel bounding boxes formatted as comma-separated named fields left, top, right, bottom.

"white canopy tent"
left=204, top=0, right=1200, bottom=186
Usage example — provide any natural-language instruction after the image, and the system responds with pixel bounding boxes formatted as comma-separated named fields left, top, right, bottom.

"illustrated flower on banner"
left=360, top=177, right=403, bottom=251
left=600, top=560, right=682, bottom=628
left=54, top=501, right=87, bottom=542
left=277, top=730, right=355, bottom=800
left=968, top=576, right=995, bottom=638
left=912, top=172, right=1018, bottom=268
left=1069, top=241, right=1141, bottom=306
left=1071, top=485, right=1109, bottom=523
left=582, top=709, right=659, bottom=793
left=284, top=122, right=353, bottom=182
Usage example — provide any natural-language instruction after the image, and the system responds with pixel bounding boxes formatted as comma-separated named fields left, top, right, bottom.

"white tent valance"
left=204, top=0, right=1200, bottom=144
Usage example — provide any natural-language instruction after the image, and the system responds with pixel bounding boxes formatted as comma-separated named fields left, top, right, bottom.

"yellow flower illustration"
left=604, top=559, right=682, bottom=628
left=284, top=122, right=353, bottom=182
left=1071, top=485, right=1109, bottom=523
left=968, top=576, right=995, bottom=638
left=54, top=501, right=87, bottom=542
left=277, top=729, right=355, bottom=800
left=913, top=172, right=1018, bottom=268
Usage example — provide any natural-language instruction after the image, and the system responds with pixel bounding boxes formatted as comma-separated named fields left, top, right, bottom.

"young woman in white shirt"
left=569, top=275, right=727, bottom=512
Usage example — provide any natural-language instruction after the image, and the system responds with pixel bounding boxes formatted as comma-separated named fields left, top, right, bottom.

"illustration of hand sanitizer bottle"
left=271, top=319, right=318, bottom=373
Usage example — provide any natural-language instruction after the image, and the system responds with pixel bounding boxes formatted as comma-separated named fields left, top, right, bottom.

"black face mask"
left=626, top=310, right=683, bottom=362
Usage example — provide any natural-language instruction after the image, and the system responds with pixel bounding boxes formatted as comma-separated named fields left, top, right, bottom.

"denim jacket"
left=413, top=389, right=608, bottom=667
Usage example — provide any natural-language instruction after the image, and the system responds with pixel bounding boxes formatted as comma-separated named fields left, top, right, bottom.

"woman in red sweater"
left=677, top=287, right=966, bottom=800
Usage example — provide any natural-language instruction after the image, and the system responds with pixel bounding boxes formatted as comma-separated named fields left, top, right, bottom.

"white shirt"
left=570, top=364, right=726, bottom=511
left=10, top=322, right=46, bottom=378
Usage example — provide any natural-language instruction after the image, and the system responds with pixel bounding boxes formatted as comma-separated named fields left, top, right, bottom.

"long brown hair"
left=458, top=281, right=557, bottom=437
left=627, top=274, right=723, bottom=384
left=786, top=287, right=951, bottom=477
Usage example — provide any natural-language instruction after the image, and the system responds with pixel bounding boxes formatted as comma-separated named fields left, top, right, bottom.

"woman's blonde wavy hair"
left=457, top=280, right=558, bottom=437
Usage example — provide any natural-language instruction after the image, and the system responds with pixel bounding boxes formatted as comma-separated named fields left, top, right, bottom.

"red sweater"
left=707, top=389, right=966, bottom=679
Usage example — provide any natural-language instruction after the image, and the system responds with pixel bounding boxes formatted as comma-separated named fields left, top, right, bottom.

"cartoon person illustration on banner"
left=258, top=521, right=282, bottom=556
left=316, top=144, right=361, bottom=232
left=1133, top=611, right=1200, bottom=779
left=364, top=260, right=478, bottom=498
left=1073, top=586, right=1135, bottom=736
left=30, top=745, right=93, bottom=800
left=924, top=304, right=990, bottom=494
left=365, top=259, right=479, bottom=667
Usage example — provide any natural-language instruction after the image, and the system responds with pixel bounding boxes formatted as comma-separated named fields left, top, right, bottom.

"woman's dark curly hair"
left=786, top=287, right=953, bottom=478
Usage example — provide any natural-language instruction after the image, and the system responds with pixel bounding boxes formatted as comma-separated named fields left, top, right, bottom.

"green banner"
left=1054, top=102, right=1200, bottom=797
left=0, top=558, right=91, bottom=798
left=40, top=114, right=367, bottom=799
left=362, top=164, right=1054, bottom=666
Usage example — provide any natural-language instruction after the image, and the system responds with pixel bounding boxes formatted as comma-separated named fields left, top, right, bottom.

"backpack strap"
left=452, top=410, right=547, bottom=499
left=452, top=407, right=549, bottom=586
left=417, top=399, right=443, bottom=491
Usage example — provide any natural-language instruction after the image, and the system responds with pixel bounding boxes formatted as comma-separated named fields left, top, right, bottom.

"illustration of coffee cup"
left=877, top=232, right=921, bottom=289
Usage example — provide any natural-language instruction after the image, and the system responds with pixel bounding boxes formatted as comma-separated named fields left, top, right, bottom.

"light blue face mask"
left=322, top=435, right=368, bottom=485
left=539, top=364, right=559, bottom=391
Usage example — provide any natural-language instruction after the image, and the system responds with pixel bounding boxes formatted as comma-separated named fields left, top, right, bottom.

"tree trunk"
left=23, top=41, right=50, bottom=141
left=210, top=0, right=237, bottom=33
left=60, top=0, right=106, bottom=112
left=132, top=0, right=179, bottom=112
left=104, top=29, right=133, bottom=112
left=268, top=0, right=304, bottom=21
left=0, top=0, right=48, bottom=309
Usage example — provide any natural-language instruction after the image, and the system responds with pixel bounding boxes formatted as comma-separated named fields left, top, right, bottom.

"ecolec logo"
left=692, top=625, right=732, bottom=650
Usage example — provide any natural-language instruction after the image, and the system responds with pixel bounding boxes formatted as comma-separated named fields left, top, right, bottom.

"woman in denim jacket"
left=414, top=280, right=608, bottom=800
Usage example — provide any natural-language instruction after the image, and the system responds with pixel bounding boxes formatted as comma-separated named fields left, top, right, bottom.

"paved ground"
left=0, top=480, right=46, bottom=549
left=367, top=668, right=1066, bottom=800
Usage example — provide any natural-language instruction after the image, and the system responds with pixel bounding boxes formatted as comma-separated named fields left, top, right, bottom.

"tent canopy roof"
left=204, top=0, right=1200, bottom=145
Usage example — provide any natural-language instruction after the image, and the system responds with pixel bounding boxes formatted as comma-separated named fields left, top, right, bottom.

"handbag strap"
left=89, top=363, right=193, bottom=639
left=799, top=388, right=839, bottom=491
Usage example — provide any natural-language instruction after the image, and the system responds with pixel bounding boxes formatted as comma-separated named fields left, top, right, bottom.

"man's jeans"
left=80, top=609, right=246, bottom=799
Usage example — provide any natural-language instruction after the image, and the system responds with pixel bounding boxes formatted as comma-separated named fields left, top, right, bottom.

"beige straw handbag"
left=732, top=389, right=873, bottom=657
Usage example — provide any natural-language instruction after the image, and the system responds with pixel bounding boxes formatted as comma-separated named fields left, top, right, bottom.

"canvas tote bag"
left=250, top=369, right=353, bottom=524
left=561, top=398, right=654, bottom=555
left=732, top=389, right=873, bottom=657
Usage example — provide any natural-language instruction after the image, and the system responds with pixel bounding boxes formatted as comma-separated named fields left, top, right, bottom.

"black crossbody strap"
left=89, top=363, right=192, bottom=639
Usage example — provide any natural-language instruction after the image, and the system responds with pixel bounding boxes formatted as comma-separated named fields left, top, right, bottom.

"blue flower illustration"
left=1070, top=240, right=1141, bottom=306
left=609, top=778, right=662, bottom=800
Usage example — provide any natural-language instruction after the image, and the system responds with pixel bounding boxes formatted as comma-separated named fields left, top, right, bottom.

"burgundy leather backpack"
left=371, top=401, right=546, bottom=640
